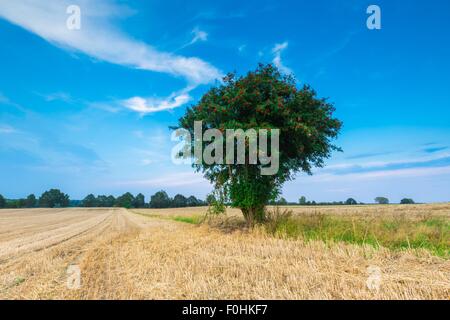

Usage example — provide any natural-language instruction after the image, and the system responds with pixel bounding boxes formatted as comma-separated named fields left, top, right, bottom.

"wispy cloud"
left=122, top=92, right=191, bottom=114
left=311, top=166, right=450, bottom=183
left=346, top=151, right=393, bottom=160
left=117, top=172, right=208, bottom=188
left=423, top=146, right=448, bottom=153
left=307, top=31, right=357, bottom=67
left=36, top=92, right=74, bottom=103
left=176, top=26, right=208, bottom=51
left=0, top=125, right=17, bottom=134
left=0, top=0, right=222, bottom=113
left=317, top=153, right=450, bottom=178
left=0, top=1, right=221, bottom=84
left=272, top=41, right=292, bottom=74
left=189, top=27, right=208, bottom=45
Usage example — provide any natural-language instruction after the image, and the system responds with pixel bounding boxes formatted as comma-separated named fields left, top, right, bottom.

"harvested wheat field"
left=0, top=205, right=449, bottom=300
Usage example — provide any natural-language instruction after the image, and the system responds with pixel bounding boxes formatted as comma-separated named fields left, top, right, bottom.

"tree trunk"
left=241, top=206, right=265, bottom=227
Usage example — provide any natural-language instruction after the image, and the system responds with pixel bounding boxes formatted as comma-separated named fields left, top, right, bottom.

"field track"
left=0, top=207, right=449, bottom=299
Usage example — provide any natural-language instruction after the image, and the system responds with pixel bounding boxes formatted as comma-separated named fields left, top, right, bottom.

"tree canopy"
left=149, top=190, right=172, bottom=208
left=25, top=194, right=37, bottom=208
left=375, top=197, right=389, bottom=204
left=115, top=192, right=135, bottom=209
left=0, top=194, right=5, bottom=208
left=133, top=193, right=146, bottom=208
left=400, top=198, right=415, bottom=204
left=38, top=189, right=70, bottom=208
left=176, top=64, right=342, bottom=225
left=172, top=194, right=187, bottom=208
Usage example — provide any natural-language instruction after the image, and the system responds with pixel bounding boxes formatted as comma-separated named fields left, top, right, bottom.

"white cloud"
left=0, top=92, right=10, bottom=104
left=0, top=125, right=17, bottom=134
left=178, top=26, right=208, bottom=50
left=39, top=92, right=73, bottom=103
left=311, top=165, right=450, bottom=183
left=322, top=152, right=450, bottom=172
left=117, top=172, right=208, bottom=188
left=0, top=0, right=222, bottom=113
left=122, top=93, right=191, bottom=114
left=0, top=1, right=221, bottom=84
left=272, top=41, right=292, bottom=74
left=190, top=27, right=208, bottom=45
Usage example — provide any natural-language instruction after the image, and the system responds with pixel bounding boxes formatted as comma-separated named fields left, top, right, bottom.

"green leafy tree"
left=0, top=194, right=5, bottom=208
left=82, top=194, right=98, bottom=207
left=133, top=193, right=146, bottom=208
left=149, top=191, right=172, bottom=208
left=299, top=196, right=307, bottom=205
left=176, top=64, right=342, bottom=225
left=106, top=195, right=116, bottom=207
left=277, top=197, right=288, bottom=205
left=96, top=195, right=107, bottom=207
left=187, top=195, right=203, bottom=207
left=6, top=200, right=19, bottom=208
left=95, top=195, right=115, bottom=207
left=25, top=194, right=37, bottom=208
left=400, top=198, right=415, bottom=204
left=172, top=194, right=187, bottom=208
left=345, top=198, right=357, bottom=205
left=374, top=197, right=389, bottom=205
left=17, top=198, right=27, bottom=208
left=38, top=189, right=70, bottom=208
left=206, top=194, right=215, bottom=205
left=115, top=192, right=135, bottom=209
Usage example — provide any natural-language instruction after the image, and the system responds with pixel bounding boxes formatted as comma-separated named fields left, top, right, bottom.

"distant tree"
left=95, top=195, right=115, bottom=207
left=105, top=195, right=116, bottom=207
left=277, top=197, right=288, bottom=205
left=38, top=189, right=70, bottom=208
left=400, top=198, right=415, bottom=204
left=17, top=198, right=27, bottom=208
left=172, top=194, right=187, bottom=208
left=299, top=196, right=307, bottom=205
left=6, top=199, right=24, bottom=208
left=82, top=194, right=97, bottom=207
left=115, top=192, right=135, bottom=209
left=187, top=195, right=203, bottom=207
left=69, top=200, right=83, bottom=207
left=345, top=198, right=357, bottom=205
left=149, top=191, right=172, bottom=208
left=133, top=193, right=146, bottom=208
left=0, top=194, right=5, bottom=208
left=6, top=200, right=19, bottom=208
left=206, top=194, right=215, bottom=205
left=25, top=194, right=37, bottom=208
left=96, top=195, right=107, bottom=207
left=374, top=197, right=389, bottom=204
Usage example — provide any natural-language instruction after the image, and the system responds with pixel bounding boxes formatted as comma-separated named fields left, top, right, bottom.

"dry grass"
left=0, top=205, right=449, bottom=299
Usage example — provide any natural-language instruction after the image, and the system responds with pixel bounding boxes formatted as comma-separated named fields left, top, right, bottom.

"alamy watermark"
left=66, top=5, right=81, bottom=30
left=171, top=121, right=280, bottom=175
left=366, top=265, right=382, bottom=291
left=367, top=5, right=381, bottom=30
left=67, top=264, right=81, bottom=289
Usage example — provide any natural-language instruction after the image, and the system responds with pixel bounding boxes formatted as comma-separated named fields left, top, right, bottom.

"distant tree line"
left=0, top=190, right=418, bottom=209
left=295, top=196, right=416, bottom=206
left=0, top=189, right=69, bottom=208
left=81, top=190, right=205, bottom=209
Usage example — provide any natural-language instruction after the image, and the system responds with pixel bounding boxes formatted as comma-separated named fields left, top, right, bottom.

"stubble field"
left=0, top=204, right=449, bottom=299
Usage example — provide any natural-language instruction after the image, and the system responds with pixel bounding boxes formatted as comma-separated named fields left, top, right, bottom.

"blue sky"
left=0, top=0, right=449, bottom=203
